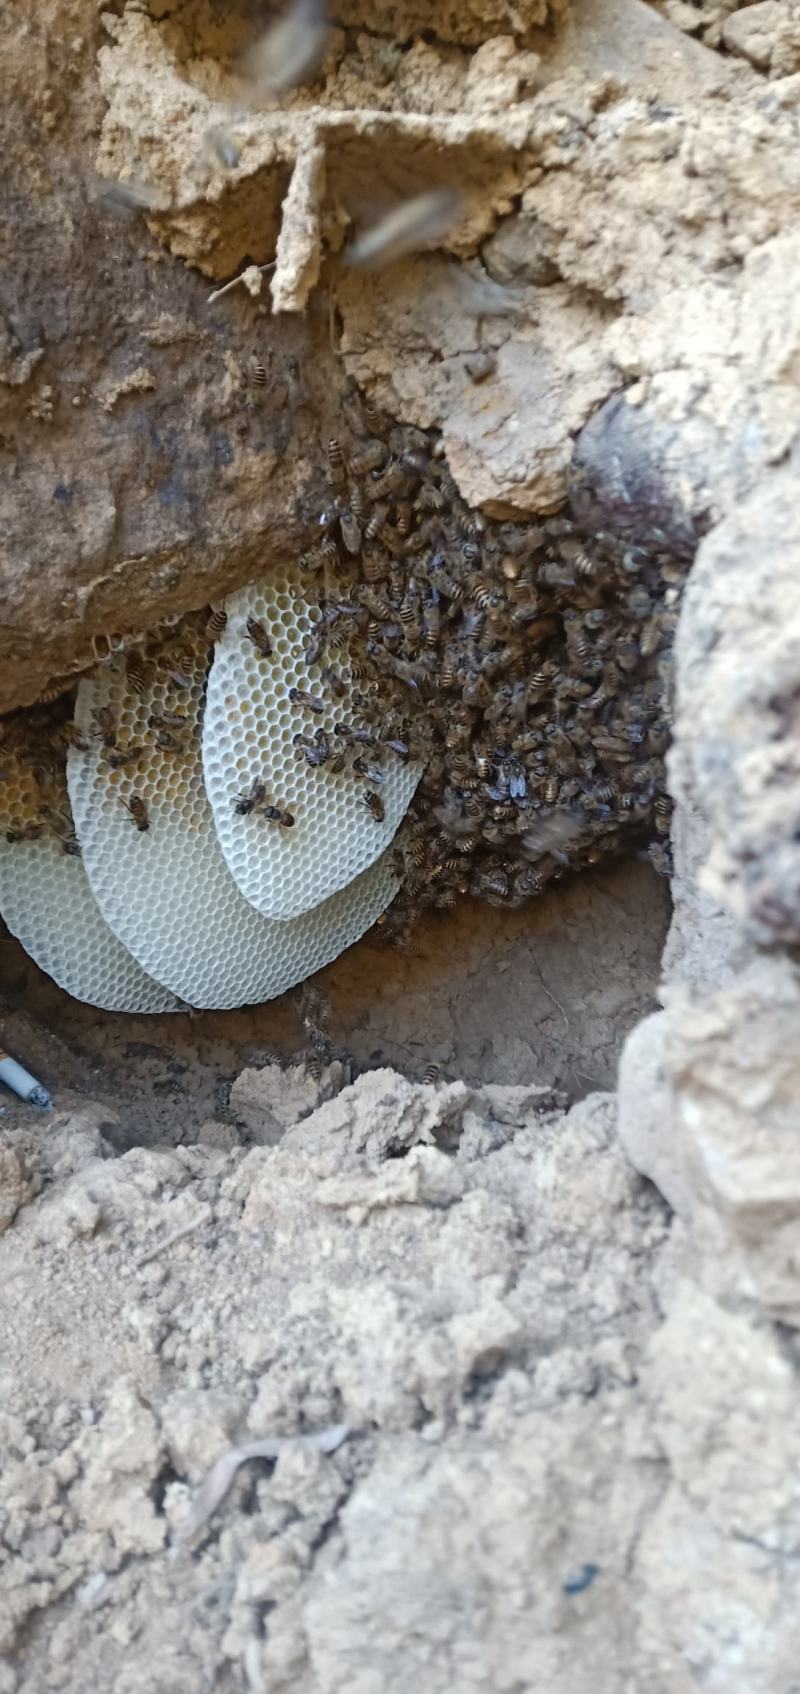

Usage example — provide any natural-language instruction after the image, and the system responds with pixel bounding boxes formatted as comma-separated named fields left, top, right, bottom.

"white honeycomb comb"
left=202, top=573, right=419, bottom=919
left=66, top=628, right=398, bottom=1010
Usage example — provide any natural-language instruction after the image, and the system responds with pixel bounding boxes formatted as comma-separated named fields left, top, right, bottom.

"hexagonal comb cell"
left=0, top=751, right=178, bottom=1013
left=66, top=628, right=400, bottom=1010
left=203, top=574, right=420, bottom=919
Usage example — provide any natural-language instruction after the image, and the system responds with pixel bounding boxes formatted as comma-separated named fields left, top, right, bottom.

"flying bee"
left=363, top=789, right=385, bottom=823
left=250, top=360, right=268, bottom=387
left=246, top=617, right=273, bottom=658
left=352, top=756, right=384, bottom=785
left=104, top=743, right=145, bottom=770
left=422, top=1062, right=440, bottom=1085
left=121, top=794, right=149, bottom=832
left=206, top=606, right=228, bottom=642
left=234, top=777, right=267, bottom=815
left=259, top=804, right=295, bottom=828
left=289, top=686, right=324, bottom=713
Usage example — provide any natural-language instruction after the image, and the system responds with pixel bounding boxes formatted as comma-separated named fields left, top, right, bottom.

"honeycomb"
left=0, top=751, right=178, bottom=1012
left=66, top=626, right=399, bottom=1010
left=203, top=574, right=420, bottom=919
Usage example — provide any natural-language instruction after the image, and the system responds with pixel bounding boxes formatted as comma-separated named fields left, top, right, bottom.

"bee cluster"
left=296, top=390, right=682, bottom=949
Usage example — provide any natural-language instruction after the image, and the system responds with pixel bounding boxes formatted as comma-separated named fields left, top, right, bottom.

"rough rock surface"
left=5, top=0, right=800, bottom=1689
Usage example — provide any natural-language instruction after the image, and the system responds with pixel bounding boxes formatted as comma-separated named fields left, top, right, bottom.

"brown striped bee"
left=206, top=606, right=228, bottom=642
left=246, top=617, right=273, bottom=658
left=250, top=360, right=268, bottom=387
left=327, top=438, right=347, bottom=486
left=121, top=794, right=150, bottom=831
left=363, top=789, right=385, bottom=823
left=126, top=656, right=149, bottom=695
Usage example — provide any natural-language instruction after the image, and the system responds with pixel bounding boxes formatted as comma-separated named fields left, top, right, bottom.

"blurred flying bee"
left=246, top=617, right=273, bottom=658
left=234, top=777, right=267, bottom=816
left=121, top=794, right=150, bottom=832
left=289, top=686, right=324, bottom=713
left=422, top=1063, right=440, bottom=1085
left=206, top=606, right=228, bottom=642
left=363, top=789, right=385, bottom=823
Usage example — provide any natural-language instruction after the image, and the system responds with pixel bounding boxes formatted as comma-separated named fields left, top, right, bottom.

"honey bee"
left=289, top=686, right=324, bottom=714
left=126, top=656, right=149, bottom=695
left=293, top=729, right=331, bottom=767
left=234, top=777, right=267, bottom=815
left=363, top=789, right=385, bottom=823
left=339, top=509, right=362, bottom=555
left=383, top=736, right=410, bottom=762
left=303, top=629, right=326, bottom=667
left=149, top=711, right=189, bottom=733
left=121, top=794, right=149, bottom=832
left=250, top=360, right=268, bottom=387
left=259, top=806, right=293, bottom=833
left=351, top=756, right=384, bottom=785
left=422, top=1063, right=440, bottom=1085
left=327, top=438, right=347, bottom=486
left=5, top=823, right=44, bottom=844
left=104, top=743, right=145, bottom=770
left=259, top=804, right=295, bottom=828
left=206, top=606, right=228, bottom=642
left=93, top=706, right=118, bottom=749
left=246, top=617, right=273, bottom=659
left=351, top=440, right=388, bottom=476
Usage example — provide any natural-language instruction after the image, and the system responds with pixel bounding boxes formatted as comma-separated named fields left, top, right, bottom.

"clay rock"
left=0, top=1140, right=32, bottom=1233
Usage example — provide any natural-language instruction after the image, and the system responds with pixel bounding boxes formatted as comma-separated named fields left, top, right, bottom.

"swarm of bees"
left=288, top=391, right=683, bottom=949
left=1, top=389, right=684, bottom=962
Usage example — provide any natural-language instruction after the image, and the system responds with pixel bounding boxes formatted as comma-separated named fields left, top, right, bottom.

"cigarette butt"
left=0, top=1053, right=53, bottom=1110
